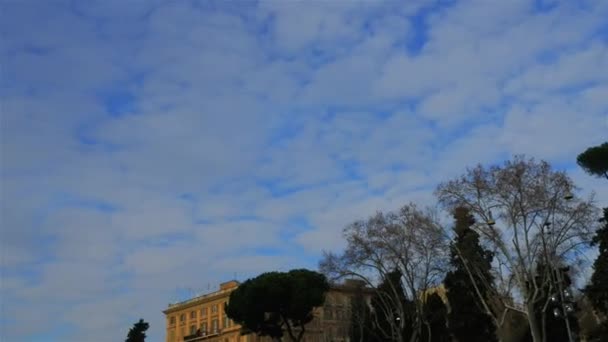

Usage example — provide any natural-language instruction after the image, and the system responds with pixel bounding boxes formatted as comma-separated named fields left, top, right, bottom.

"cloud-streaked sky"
left=1, top=0, right=607, bottom=340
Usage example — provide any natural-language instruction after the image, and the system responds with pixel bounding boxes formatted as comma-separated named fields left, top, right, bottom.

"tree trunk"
left=526, top=301, right=543, bottom=342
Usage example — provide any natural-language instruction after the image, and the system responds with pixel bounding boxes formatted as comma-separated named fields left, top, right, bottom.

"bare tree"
left=320, top=203, right=449, bottom=342
left=435, top=156, right=599, bottom=342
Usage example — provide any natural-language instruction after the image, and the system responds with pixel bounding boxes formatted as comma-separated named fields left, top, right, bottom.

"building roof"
left=163, top=280, right=240, bottom=314
left=163, top=278, right=373, bottom=314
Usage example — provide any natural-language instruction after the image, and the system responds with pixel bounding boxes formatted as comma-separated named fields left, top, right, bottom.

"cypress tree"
left=125, top=319, right=149, bottom=342
left=444, top=207, right=498, bottom=342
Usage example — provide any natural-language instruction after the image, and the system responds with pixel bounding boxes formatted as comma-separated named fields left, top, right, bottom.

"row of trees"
left=126, top=143, right=607, bottom=342
left=321, top=143, right=607, bottom=342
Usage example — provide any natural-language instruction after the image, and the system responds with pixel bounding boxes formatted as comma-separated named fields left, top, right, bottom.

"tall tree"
left=578, top=143, right=608, bottom=340
left=585, top=208, right=608, bottom=340
left=436, top=156, right=599, bottom=342
left=444, top=207, right=498, bottom=342
left=577, top=142, right=608, bottom=180
left=225, top=269, right=329, bottom=342
left=125, top=319, right=149, bottom=342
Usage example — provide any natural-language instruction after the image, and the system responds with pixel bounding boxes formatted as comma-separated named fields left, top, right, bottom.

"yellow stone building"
left=163, top=280, right=371, bottom=342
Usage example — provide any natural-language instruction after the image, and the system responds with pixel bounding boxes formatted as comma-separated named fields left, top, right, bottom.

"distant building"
left=162, top=279, right=372, bottom=342
left=419, top=284, right=448, bottom=304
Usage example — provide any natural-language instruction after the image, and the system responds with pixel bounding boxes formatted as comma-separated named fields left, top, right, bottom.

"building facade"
left=163, top=280, right=371, bottom=342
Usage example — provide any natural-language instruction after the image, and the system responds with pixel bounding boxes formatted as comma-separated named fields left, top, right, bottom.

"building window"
left=212, top=318, right=218, bottom=333
left=190, top=310, right=196, bottom=319
left=201, top=307, right=207, bottom=317
left=169, top=316, right=175, bottom=325
left=180, top=327, right=185, bottom=337
left=212, top=304, right=218, bottom=313
left=190, top=325, right=197, bottom=335
left=180, top=313, right=185, bottom=322
left=201, top=322, right=207, bottom=334
left=223, top=314, right=228, bottom=328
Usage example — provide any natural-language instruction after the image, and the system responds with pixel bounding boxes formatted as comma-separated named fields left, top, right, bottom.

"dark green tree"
left=577, top=142, right=608, bottom=180
left=125, top=319, right=149, bottom=342
left=585, top=208, right=608, bottom=340
left=421, top=292, right=449, bottom=342
left=225, top=269, right=329, bottom=342
left=444, top=207, right=498, bottom=342
left=578, top=142, right=608, bottom=340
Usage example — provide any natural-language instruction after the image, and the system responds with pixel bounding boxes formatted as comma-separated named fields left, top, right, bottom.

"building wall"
left=163, top=280, right=370, bottom=342
left=164, top=281, right=242, bottom=342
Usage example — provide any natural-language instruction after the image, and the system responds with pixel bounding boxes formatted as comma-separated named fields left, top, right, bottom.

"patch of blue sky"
left=26, top=324, right=74, bottom=342
left=73, top=122, right=124, bottom=153
left=557, top=80, right=606, bottom=95
left=335, top=158, right=364, bottom=182
left=404, top=0, right=457, bottom=55
left=22, top=45, right=52, bottom=56
left=534, top=49, right=562, bottom=65
left=250, top=247, right=284, bottom=257
left=195, top=218, right=215, bottom=225
left=1, top=263, right=44, bottom=285
left=553, top=160, right=585, bottom=174
left=594, top=21, right=608, bottom=42
left=224, top=215, right=265, bottom=223
left=405, top=9, right=429, bottom=55
left=279, top=216, right=313, bottom=241
left=306, top=45, right=340, bottom=68
left=257, top=179, right=306, bottom=198
left=136, top=232, right=195, bottom=249
left=532, top=0, right=560, bottom=13
left=265, top=116, right=306, bottom=147
left=50, top=192, right=119, bottom=213
left=98, top=89, right=137, bottom=118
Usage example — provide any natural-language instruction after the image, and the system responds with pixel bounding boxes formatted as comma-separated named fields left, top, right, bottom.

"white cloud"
left=501, top=98, right=605, bottom=161
left=2, top=0, right=607, bottom=340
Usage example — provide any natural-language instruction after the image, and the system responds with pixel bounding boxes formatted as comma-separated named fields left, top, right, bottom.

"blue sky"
left=1, top=0, right=607, bottom=340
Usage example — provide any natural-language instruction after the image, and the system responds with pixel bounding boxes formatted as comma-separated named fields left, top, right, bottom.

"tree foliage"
left=578, top=143, right=608, bottom=340
left=444, top=207, right=498, bottom=342
left=225, top=269, right=329, bottom=342
left=125, top=319, right=149, bottom=342
left=586, top=209, right=608, bottom=323
left=577, top=142, right=608, bottom=180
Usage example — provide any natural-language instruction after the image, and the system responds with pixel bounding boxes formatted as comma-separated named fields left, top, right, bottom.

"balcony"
left=183, top=329, right=221, bottom=342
